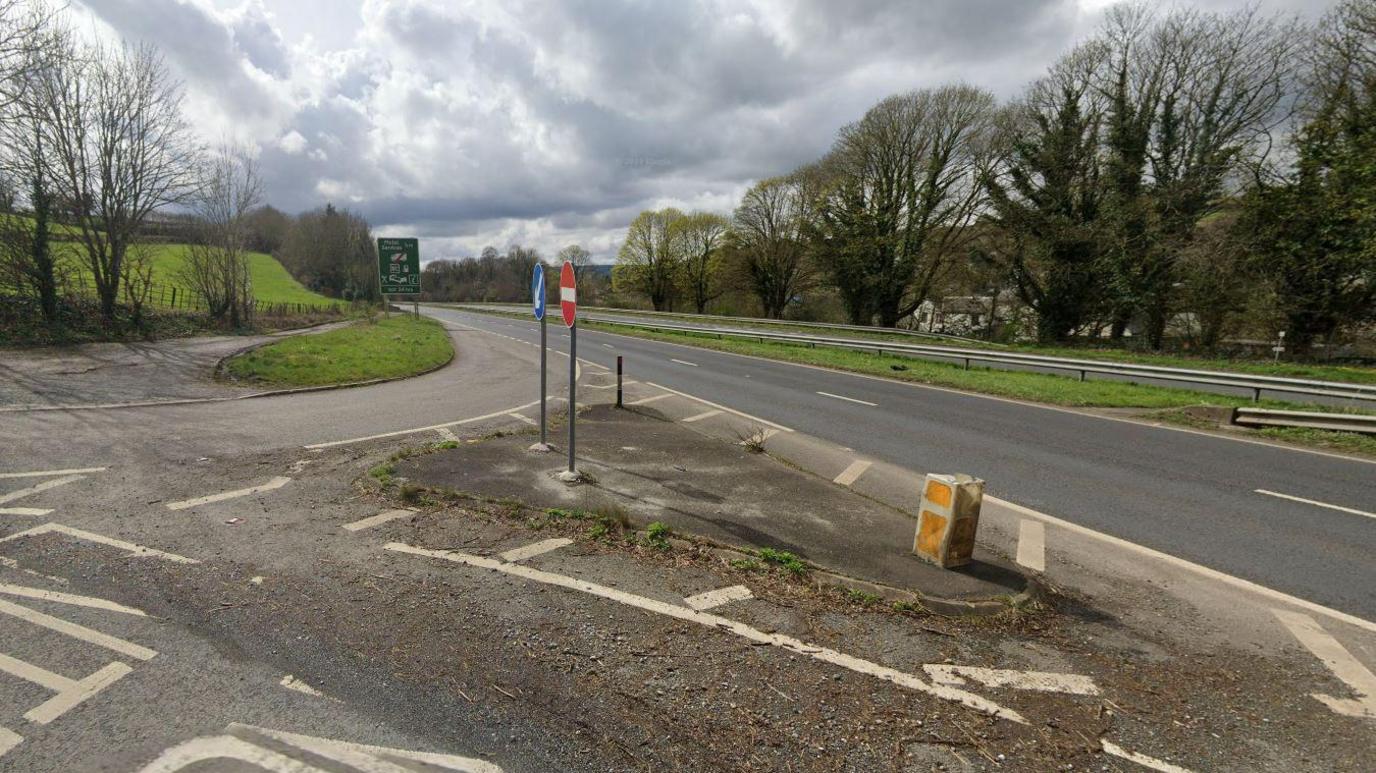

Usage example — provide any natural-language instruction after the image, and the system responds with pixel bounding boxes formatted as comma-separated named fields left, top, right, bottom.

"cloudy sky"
left=72, top=0, right=1325, bottom=263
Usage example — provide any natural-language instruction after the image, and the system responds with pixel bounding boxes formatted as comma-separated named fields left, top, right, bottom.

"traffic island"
left=394, top=403, right=1036, bottom=614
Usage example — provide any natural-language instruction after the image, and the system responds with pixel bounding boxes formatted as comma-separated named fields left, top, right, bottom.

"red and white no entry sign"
left=560, top=260, right=577, bottom=328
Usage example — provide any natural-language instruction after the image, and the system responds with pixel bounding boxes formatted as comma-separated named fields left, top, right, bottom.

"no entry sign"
left=560, top=261, right=577, bottom=328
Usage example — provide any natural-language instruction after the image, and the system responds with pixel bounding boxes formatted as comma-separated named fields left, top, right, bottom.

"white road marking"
left=1255, top=489, right=1376, bottom=521
left=602, top=343, right=614, bottom=348
left=684, top=585, right=753, bottom=611
left=627, top=393, right=672, bottom=406
left=0, top=507, right=51, bottom=516
left=279, top=675, right=324, bottom=697
left=499, top=538, right=573, bottom=563
left=305, top=400, right=546, bottom=449
left=833, top=460, right=872, bottom=487
left=681, top=409, right=722, bottom=423
left=923, top=664, right=1098, bottom=696
left=0, top=583, right=146, bottom=616
left=1273, top=609, right=1376, bottom=719
left=816, top=391, right=878, bottom=407
left=1016, top=519, right=1046, bottom=572
left=507, top=412, right=538, bottom=426
left=670, top=358, right=699, bottom=367
left=342, top=509, right=416, bottom=533
left=0, top=727, right=19, bottom=758
left=0, top=522, right=199, bottom=564
left=135, top=735, right=320, bottom=773
left=236, top=724, right=505, bottom=773
left=989, top=495, right=1376, bottom=636
left=1101, top=740, right=1193, bottom=773
left=738, top=428, right=780, bottom=446
left=165, top=476, right=292, bottom=511
left=643, top=382, right=793, bottom=432
left=0, top=467, right=107, bottom=479
left=0, top=475, right=85, bottom=505
left=435, top=427, right=460, bottom=442
left=24, top=662, right=133, bottom=725
left=0, top=598, right=157, bottom=660
left=386, top=542, right=1024, bottom=723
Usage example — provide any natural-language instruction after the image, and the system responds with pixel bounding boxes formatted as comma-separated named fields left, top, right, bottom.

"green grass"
left=223, top=315, right=452, bottom=387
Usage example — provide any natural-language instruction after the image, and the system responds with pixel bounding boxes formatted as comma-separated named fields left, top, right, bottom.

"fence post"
left=171, top=287, right=177, bottom=308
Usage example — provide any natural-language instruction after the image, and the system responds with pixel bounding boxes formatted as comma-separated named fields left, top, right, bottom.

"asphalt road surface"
left=426, top=306, right=1376, bottom=622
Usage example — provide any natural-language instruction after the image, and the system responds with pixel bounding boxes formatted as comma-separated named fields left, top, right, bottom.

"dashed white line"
left=684, top=585, right=753, bottom=611
left=0, top=475, right=85, bottom=505
left=341, top=509, right=416, bottom=533
left=0, top=467, right=107, bottom=479
left=627, top=393, right=672, bottom=406
left=923, top=664, right=1098, bottom=695
left=0, top=523, right=199, bottom=564
left=832, top=460, right=872, bottom=487
left=670, top=358, right=699, bottom=367
left=435, top=427, right=460, bottom=442
left=602, top=343, right=614, bottom=349
left=0, top=598, right=157, bottom=660
left=1016, top=520, right=1046, bottom=572
left=24, top=662, right=133, bottom=725
left=642, top=382, right=793, bottom=432
left=166, top=476, right=291, bottom=511
left=1101, top=740, right=1193, bottom=773
left=0, top=508, right=51, bottom=517
left=681, top=409, right=722, bottom=423
left=507, top=412, right=538, bottom=426
left=1273, top=608, right=1376, bottom=718
left=1255, top=489, right=1376, bottom=521
left=280, top=675, right=324, bottom=697
left=816, top=391, right=877, bottom=407
left=386, top=542, right=1024, bottom=723
left=305, top=400, right=547, bottom=449
left=0, top=727, right=19, bottom=758
left=0, top=583, right=146, bottom=616
left=499, top=538, right=573, bottom=563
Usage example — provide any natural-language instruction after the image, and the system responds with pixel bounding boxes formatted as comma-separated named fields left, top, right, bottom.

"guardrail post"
left=963, top=357, right=970, bottom=371
left=1253, top=387, right=1261, bottom=403
left=1078, top=369, right=1086, bottom=382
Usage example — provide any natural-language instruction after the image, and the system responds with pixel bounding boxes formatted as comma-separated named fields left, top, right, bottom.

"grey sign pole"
left=540, top=311, right=547, bottom=446
left=567, top=322, right=577, bottom=475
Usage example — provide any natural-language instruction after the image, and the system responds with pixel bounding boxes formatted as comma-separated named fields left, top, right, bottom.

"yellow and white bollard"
left=913, top=473, right=984, bottom=568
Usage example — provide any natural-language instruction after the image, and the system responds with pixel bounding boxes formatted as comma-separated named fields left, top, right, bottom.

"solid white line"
left=25, top=662, right=133, bottom=725
left=681, top=409, right=722, bottom=423
left=341, top=509, right=416, bottom=533
left=627, top=393, right=672, bottom=406
left=304, top=400, right=545, bottom=449
left=385, top=542, right=1024, bottom=723
left=924, top=664, right=1098, bottom=695
left=643, top=382, right=793, bottom=432
left=0, top=475, right=85, bottom=505
left=1101, top=740, right=1193, bottom=773
left=988, top=496, right=1376, bottom=635
left=1273, top=608, right=1376, bottom=718
left=1016, top=520, right=1046, bottom=572
left=499, top=537, right=573, bottom=563
left=0, top=508, right=51, bottom=517
left=816, top=391, right=878, bottom=407
left=833, top=460, right=872, bottom=487
left=670, top=358, right=699, bottom=367
left=684, top=585, right=753, bottom=611
left=0, top=583, right=146, bottom=616
left=0, top=727, right=19, bottom=758
left=1255, top=489, right=1376, bottom=521
left=0, top=598, right=157, bottom=660
left=0, top=650, right=75, bottom=691
left=0, top=467, right=107, bottom=479
left=507, top=412, right=538, bottom=426
left=165, top=476, right=291, bottom=511
left=0, top=523, right=199, bottom=564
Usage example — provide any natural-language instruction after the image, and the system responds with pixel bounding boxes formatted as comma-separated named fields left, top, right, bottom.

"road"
left=426, top=306, right=1376, bottom=622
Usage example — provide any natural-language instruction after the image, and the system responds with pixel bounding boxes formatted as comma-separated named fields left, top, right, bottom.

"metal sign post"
left=558, top=261, right=579, bottom=482
left=531, top=264, right=549, bottom=451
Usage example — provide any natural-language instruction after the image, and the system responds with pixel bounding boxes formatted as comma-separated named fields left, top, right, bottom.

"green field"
left=223, top=316, right=452, bottom=387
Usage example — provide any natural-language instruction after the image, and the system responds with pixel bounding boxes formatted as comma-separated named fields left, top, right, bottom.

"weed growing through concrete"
left=734, top=425, right=769, bottom=453
left=731, top=558, right=764, bottom=572
left=843, top=588, right=882, bottom=606
left=645, top=521, right=672, bottom=550
left=757, top=548, right=808, bottom=576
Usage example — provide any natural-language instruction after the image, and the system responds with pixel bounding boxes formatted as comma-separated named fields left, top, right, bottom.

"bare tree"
left=32, top=39, right=199, bottom=323
left=731, top=174, right=816, bottom=320
left=180, top=145, right=262, bottom=327
left=672, top=212, right=729, bottom=314
left=614, top=208, right=684, bottom=311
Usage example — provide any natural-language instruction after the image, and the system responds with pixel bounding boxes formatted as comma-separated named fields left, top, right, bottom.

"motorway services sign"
left=560, top=260, right=577, bottom=327
left=377, top=237, right=421, bottom=295
left=532, top=263, right=546, bottom=320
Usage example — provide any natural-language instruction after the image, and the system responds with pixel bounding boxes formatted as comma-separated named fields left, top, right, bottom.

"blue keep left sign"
left=532, top=264, right=546, bottom=320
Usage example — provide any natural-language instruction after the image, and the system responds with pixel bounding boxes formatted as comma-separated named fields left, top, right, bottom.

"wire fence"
left=66, top=274, right=345, bottom=317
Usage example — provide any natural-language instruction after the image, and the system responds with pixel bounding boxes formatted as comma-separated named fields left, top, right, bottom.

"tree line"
left=0, top=3, right=378, bottom=334
left=614, top=1, right=1375, bottom=355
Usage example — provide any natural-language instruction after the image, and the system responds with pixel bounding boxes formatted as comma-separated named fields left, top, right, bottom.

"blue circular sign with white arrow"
left=531, top=264, right=546, bottom=320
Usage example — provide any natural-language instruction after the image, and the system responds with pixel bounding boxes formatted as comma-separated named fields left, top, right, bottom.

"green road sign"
left=377, top=237, right=421, bottom=295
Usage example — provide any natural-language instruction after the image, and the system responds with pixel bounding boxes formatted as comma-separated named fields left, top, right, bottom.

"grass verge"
left=223, top=315, right=452, bottom=387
